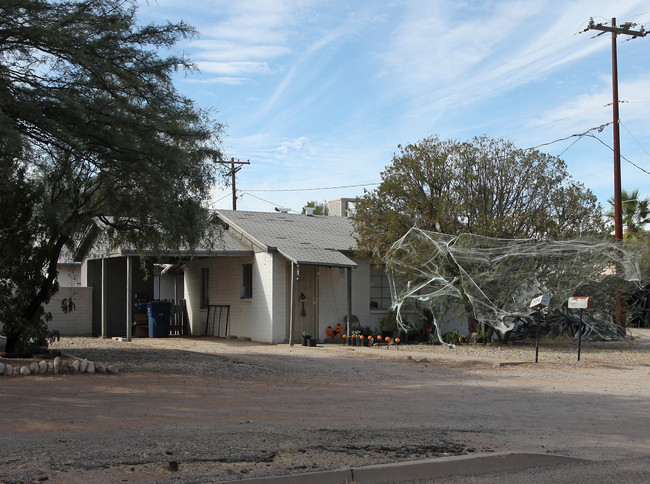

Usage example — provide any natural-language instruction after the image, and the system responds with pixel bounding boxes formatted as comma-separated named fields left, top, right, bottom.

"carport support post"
left=346, top=267, right=352, bottom=339
left=101, top=258, right=107, bottom=338
left=289, top=262, right=297, bottom=346
left=126, top=256, right=133, bottom=342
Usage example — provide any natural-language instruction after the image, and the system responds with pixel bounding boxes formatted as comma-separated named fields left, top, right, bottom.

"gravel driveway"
left=1, top=333, right=649, bottom=483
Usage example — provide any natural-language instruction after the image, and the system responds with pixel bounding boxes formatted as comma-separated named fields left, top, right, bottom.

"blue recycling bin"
left=147, top=301, right=171, bottom=338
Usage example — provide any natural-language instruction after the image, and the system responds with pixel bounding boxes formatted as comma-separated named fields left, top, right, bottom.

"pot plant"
left=301, top=331, right=311, bottom=346
left=352, top=330, right=362, bottom=346
left=379, top=310, right=397, bottom=339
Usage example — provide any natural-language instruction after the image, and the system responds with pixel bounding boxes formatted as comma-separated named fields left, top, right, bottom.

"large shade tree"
left=0, top=0, right=224, bottom=353
left=353, top=135, right=605, bottom=261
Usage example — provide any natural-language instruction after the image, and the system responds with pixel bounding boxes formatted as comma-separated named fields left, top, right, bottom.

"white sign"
left=568, top=296, right=594, bottom=309
left=529, top=294, right=551, bottom=309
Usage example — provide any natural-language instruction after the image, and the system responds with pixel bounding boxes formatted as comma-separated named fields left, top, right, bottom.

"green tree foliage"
left=353, top=135, right=604, bottom=261
left=607, top=188, right=650, bottom=237
left=0, top=0, right=224, bottom=353
left=301, top=200, right=329, bottom=215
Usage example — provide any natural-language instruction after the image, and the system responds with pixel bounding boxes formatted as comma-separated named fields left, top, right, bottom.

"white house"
left=79, top=199, right=395, bottom=343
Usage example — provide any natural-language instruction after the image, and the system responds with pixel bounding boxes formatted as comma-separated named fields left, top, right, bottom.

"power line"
left=620, top=120, right=650, bottom=159
left=586, top=134, right=650, bottom=176
left=528, top=123, right=611, bottom=150
left=239, top=183, right=379, bottom=192
left=239, top=192, right=289, bottom=209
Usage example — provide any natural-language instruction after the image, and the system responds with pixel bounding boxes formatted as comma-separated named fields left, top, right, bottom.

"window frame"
left=241, top=263, right=253, bottom=299
left=369, top=265, right=391, bottom=310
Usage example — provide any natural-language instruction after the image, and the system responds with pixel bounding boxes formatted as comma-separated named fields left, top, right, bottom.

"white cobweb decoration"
left=384, top=227, right=645, bottom=342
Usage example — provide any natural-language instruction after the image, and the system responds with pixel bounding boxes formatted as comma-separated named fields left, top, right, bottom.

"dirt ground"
left=1, top=334, right=649, bottom=483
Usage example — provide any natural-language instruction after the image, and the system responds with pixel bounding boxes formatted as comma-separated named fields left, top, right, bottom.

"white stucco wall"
left=57, top=263, right=82, bottom=287
left=44, top=286, right=93, bottom=336
left=270, top=254, right=288, bottom=344
left=184, top=253, right=278, bottom=342
left=184, top=254, right=397, bottom=344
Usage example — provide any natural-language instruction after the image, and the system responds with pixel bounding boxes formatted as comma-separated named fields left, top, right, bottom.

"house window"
left=241, top=263, right=253, bottom=299
left=369, top=265, right=391, bottom=310
left=201, top=268, right=209, bottom=308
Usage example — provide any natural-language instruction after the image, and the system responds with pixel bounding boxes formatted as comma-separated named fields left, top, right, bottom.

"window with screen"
left=369, top=265, right=391, bottom=309
left=242, top=263, right=253, bottom=299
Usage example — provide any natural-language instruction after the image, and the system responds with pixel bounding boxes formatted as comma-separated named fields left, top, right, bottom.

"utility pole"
left=587, top=18, right=646, bottom=327
left=586, top=18, right=647, bottom=242
left=217, top=157, right=250, bottom=210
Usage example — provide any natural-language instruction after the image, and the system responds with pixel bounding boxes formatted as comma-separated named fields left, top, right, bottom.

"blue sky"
left=137, top=1, right=650, bottom=213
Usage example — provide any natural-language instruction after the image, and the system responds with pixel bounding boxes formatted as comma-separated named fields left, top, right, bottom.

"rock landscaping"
left=0, top=355, right=118, bottom=377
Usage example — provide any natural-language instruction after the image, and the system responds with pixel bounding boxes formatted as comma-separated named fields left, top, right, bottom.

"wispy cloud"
left=185, top=77, right=252, bottom=85
left=196, top=60, right=275, bottom=76
left=259, top=12, right=366, bottom=116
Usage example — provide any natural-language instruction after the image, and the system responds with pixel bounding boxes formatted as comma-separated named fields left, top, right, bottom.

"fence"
left=155, top=299, right=189, bottom=336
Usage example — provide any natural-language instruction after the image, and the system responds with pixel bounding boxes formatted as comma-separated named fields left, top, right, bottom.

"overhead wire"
left=239, top=183, right=379, bottom=192
left=585, top=133, right=650, bottom=176
left=528, top=122, right=611, bottom=150
left=239, top=192, right=291, bottom=209
left=620, top=120, right=650, bottom=159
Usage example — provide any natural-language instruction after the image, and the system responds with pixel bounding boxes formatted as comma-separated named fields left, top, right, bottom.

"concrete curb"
left=236, top=452, right=587, bottom=483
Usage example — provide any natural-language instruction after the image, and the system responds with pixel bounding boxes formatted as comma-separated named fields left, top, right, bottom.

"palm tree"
left=607, top=188, right=650, bottom=237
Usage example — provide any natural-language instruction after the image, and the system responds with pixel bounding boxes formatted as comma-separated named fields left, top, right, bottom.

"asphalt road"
left=1, top=337, right=648, bottom=483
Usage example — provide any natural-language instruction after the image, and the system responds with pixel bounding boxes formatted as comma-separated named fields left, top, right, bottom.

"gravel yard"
left=1, top=332, right=649, bottom=483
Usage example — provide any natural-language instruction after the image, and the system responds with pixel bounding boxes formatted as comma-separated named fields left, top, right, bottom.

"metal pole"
left=126, top=256, right=132, bottom=341
left=289, top=262, right=297, bottom=346
left=101, top=258, right=107, bottom=338
left=346, top=267, right=352, bottom=340
left=577, top=309, right=583, bottom=361
left=535, top=314, right=541, bottom=363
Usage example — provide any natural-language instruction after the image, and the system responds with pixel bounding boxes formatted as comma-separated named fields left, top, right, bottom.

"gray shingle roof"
left=216, top=210, right=357, bottom=267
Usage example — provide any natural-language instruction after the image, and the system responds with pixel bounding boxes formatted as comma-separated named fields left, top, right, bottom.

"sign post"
left=568, top=297, right=594, bottom=361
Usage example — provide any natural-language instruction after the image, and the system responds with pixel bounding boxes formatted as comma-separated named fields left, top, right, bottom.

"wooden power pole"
left=586, top=18, right=647, bottom=242
left=587, top=18, right=646, bottom=327
left=218, top=157, right=250, bottom=210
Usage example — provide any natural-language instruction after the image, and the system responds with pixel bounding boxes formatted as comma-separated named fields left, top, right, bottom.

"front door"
left=286, top=264, right=319, bottom=341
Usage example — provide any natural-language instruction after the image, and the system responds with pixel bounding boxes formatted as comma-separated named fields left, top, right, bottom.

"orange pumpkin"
left=360, top=335, right=364, bottom=339
left=377, top=335, right=382, bottom=340
left=395, top=338, right=401, bottom=343
left=385, top=337, right=391, bottom=341
left=343, top=334, right=347, bottom=339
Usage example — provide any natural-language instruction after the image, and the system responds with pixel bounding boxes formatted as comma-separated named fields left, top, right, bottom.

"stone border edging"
left=0, top=355, right=118, bottom=377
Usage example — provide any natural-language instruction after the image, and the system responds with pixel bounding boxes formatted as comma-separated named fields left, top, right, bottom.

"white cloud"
left=275, top=136, right=310, bottom=153
left=190, top=41, right=291, bottom=62
left=379, top=1, right=543, bottom=85
left=185, top=77, right=252, bottom=85
left=196, top=60, right=274, bottom=76
left=530, top=76, right=650, bottom=138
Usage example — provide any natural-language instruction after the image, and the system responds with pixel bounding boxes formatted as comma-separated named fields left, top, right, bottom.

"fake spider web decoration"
left=384, top=227, right=645, bottom=342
